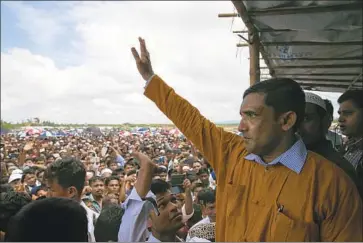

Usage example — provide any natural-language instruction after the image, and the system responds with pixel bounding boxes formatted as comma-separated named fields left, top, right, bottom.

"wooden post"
left=248, top=31, right=260, bottom=86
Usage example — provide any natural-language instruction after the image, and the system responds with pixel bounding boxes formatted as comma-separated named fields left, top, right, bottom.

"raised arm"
left=131, top=37, right=243, bottom=173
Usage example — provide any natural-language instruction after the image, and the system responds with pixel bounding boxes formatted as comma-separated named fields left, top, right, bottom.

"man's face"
left=47, top=157, right=55, bottom=164
left=299, top=103, right=324, bottom=145
left=24, top=173, right=36, bottom=187
left=107, top=179, right=120, bottom=194
left=158, top=172, right=167, bottom=181
left=36, top=160, right=45, bottom=166
left=202, top=202, right=216, bottom=222
left=193, top=186, right=203, bottom=199
left=193, top=162, right=201, bottom=172
left=24, top=159, right=33, bottom=167
left=238, top=93, right=284, bottom=156
left=109, top=162, right=118, bottom=171
left=98, top=163, right=106, bottom=172
left=47, top=179, right=74, bottom=198
left=338, top=100, right=363, bottom=137
left=125, top=165, right=134, bottom=173
left=199, top=173, right=209, bottom=186
left=151, top=191, right=183, bottom=234
left=91, top=179, right=105, bottom=197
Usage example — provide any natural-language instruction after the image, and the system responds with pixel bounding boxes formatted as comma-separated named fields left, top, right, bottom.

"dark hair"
left=197, top=189, right=216, bottom=205
left=36, top=168, right=45, bottom=178
left=192, top=183, right=204, bottom=192
left=6, top=197, right=88, bottom=241
left=113, top=167, right=124, bottom=174
left=125, top=160, right=135, bottom=167
left=338, top=90, right=363, bottom=109
left=21, top=168, right=36, bottom=183
left=0, top=191, right=31, bottom=232
left=45, top=157, right=86, bottom=196
left=197, top=168, right=209, bottom=176
left=324, top=99, right=334, bottom=119
left=150, top=179, right=171, bottom=195
left=126, top=169, right=137, bottom=177
left=0, top=176, right=9, bottom=185
left=94, top=204, right=124, bottom=242
left=89, top=176, right=104, bottom=186
left=243, top=78, right=305, bottom=131
left=104, top=176, right=120, bottom=186
left=156, top=166, right=167, bottom=174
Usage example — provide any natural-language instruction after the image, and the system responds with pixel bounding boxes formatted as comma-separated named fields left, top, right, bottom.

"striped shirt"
left=245, top=137, right=307, bottom=174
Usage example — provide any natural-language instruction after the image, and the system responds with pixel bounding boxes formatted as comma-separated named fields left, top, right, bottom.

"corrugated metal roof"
left=232, top=0, right=363, bottom=92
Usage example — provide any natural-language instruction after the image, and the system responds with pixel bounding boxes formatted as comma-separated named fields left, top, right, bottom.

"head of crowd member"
left=30, top=185, right=48, bottom=201
left=100, top=168, right=113, bottom=178
left=94, top=204, right=124, bottom=242
left=149, top=179, right=184, bottom=238
left=240, top=78, right=305, bottom=159
left=197, top=168, right=210, bottom=188
left=46, top=155, right=55, bottom=165
left=165, top=149, right=174, bottom=162
left=324, top=99, right=334, bottom=129
left=155, top=166, right=168, bottom=181
left=192, top=161, right=202, bottom=173
left=112, top=167, right=125, bottom=182
left=104, top=176, right=120, bottom=194
left=102, top=193, right=119, bottom=207
left=338, top=90, right=363, bottom=138
left=8, top=172, right=22, bottom=189
left=21, top=168, right=37, bottom=188
left=192, top=182, right=204, bottom=202
left=298, top=92, right=330, bottom=148
left=45, top=157, right=86, bottom=202
left=89, top=176, right=105, bottom=199
left=0, top=191, right=31, bottom=234
left=34, top=156, right=45, bottom=167
left=197, top=189, right=216, bottom=223
left=6, top=197, right=88, bottom=242
left=126, top=169, right=137, bottom=186
left=107, top=159, right=119, bottom=171
left=124, top=160, right=136, bottom=174
left=23, top=158, right=34, bottom=168
left=86, top=170, right=95, bottom=183
left=36, top=168, right=46, bottom=185
left=98, top=161, right=106, bottom=173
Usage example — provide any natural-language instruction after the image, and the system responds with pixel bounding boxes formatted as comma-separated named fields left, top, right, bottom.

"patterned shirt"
left=343, top=137, right=363, bottom=170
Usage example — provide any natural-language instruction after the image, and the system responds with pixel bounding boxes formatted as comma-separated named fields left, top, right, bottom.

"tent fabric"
left=235, top=0, right=363, bottom=92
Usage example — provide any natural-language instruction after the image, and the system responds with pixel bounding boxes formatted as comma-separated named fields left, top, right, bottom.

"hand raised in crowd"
left=131, top=37, right=154, bottom=81
left=183, top=178, right=192, bottom=191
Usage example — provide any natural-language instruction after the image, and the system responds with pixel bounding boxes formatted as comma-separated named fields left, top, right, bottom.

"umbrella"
left=39, top=131, right=53, bottom=138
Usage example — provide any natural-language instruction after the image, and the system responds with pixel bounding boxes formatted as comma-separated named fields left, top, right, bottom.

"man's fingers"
left=131, top=47, right=141, bottom=62
left=139, top=37, right=147, bottom=54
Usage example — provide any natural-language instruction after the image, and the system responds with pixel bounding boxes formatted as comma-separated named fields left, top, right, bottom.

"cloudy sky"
left=1, top=1, right=342, bottom=124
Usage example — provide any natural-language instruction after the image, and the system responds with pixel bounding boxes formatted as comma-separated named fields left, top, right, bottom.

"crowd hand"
left=183, top=179, right=192, bottom=191
left=82, top=186, right=92, bottom=196
left=131, top=37, right=155, bottom=81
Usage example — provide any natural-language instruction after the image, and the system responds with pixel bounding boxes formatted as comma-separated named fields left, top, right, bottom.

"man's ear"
left=68, top=186, right=78, bottom=198
left=279, top=111, right=297, bottom=132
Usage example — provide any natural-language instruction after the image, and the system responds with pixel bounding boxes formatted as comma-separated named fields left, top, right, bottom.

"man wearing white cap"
left=299, top=92, right=362, bottom=198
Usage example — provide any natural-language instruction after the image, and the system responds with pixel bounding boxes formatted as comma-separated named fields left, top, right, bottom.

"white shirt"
left=118, top=188, right=155, bottom=242
left=80, top=200, right=99, bottom=242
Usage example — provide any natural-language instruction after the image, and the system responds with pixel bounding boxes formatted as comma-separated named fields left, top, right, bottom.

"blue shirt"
left=244, top=138, right=307, bottom=174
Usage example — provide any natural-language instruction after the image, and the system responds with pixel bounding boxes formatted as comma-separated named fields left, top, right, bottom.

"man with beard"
left=338, top=90, right=363, bottom=184
left=299, top=92, right=361, bottom=197
left=130, top=37, right=362, bottom=241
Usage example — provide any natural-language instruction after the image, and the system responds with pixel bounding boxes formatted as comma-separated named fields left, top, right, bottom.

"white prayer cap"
left=305, top=92, right=326, bottom=111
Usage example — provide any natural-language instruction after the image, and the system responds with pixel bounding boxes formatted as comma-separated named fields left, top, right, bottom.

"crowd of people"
left=0, top=37, right=362, bottom=242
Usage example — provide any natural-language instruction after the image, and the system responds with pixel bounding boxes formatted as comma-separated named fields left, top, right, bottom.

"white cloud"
left=2, top=1, right=341, bottom=124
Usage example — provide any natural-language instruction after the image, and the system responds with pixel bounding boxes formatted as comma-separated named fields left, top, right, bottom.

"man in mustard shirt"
left=130, top=37, right=362, bottom=241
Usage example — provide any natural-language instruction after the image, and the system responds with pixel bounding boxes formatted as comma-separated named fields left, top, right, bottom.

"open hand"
left=131, top=37, right=154, bottom=81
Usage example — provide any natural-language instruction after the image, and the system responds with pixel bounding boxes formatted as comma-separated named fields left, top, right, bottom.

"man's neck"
left=151, top=231, right=177, bottom=242
left=262, top=134, right=297, bottom=163
left=92, top=194, right=103, bottom=203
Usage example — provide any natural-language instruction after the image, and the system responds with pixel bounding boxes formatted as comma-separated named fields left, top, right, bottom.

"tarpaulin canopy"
left=231, top=0, right=363, bottom=92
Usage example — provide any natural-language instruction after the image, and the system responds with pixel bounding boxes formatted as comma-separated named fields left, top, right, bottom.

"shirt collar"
left=245, top=138, right=307, bottom=174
